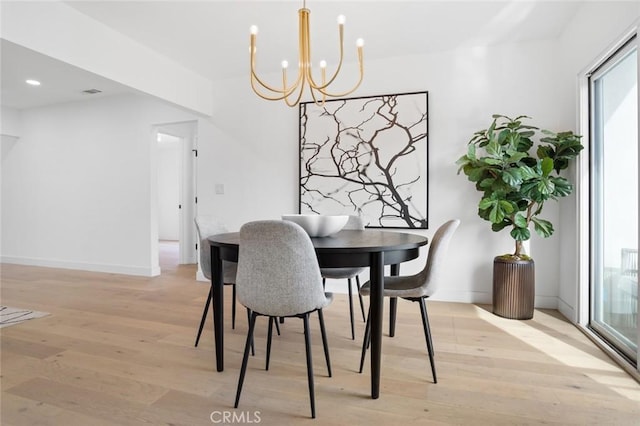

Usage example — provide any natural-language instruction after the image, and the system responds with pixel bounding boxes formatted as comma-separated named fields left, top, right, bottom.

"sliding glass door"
left=589, top=36, right=638, bottom=365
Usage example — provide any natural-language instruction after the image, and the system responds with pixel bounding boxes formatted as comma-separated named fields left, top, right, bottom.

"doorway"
left=153, top=121, right=198, bottom=268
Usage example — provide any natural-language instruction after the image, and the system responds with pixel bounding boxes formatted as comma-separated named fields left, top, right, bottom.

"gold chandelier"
left=249, top=0, right=364, bottom=107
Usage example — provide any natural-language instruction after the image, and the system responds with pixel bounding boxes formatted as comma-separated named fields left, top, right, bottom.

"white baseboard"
left=430, top=289, right=492, bottom=304
left=322, top=284, right=562, bottom=308
left=534, top=294, right=559, bottom=309
left=557, top=297, right=576, bottom=321
left=1, top=256, right=160, bottom=277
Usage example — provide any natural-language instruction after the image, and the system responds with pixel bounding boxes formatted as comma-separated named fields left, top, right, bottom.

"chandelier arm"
left=307, top=23, right=345, bottom=90
left=250, top=68, right=303, bottom=101
left=308, top=62, right=327, bottom=106
left=250, top=48, right=302, bottom=95
left=284, top=76, right=307, bottom=107
left=314, top=49, right=364, bottom=98
left=309, top=88, right=327, bottom=107
left=250, top=76, right=294, bottom=101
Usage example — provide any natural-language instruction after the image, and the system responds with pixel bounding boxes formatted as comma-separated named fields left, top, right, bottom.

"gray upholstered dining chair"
left=321, top=215, right=366, bottom=340
left=193, top=216, right=238, bottom=347
left=233, top=220, right=333, bottom=419
left=358, top=219, right=460, bottom=384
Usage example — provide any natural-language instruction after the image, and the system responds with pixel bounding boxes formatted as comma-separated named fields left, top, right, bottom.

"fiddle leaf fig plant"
left=456, top=114, right=583, bottom=259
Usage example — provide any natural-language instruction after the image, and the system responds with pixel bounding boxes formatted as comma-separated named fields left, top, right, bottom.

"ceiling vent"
left=82, top=89, right=102, bottom=94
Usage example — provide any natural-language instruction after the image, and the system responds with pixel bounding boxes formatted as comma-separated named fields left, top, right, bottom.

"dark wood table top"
left=209, top=229, right=428, bottom=252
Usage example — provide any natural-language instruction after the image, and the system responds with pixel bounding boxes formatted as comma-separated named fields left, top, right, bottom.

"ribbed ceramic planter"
left=492, top=256, right=535, bottom=320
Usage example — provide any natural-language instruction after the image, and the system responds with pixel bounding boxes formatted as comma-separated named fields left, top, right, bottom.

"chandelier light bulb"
left=356, top=38, right=364, bottom=47
left=250, top=25, right=259, bottom=35
left=337, top=15, right=346, bottom=25
left=281, top=60, right=289, bottom=69
left=319, top=60, right=327, bottom=69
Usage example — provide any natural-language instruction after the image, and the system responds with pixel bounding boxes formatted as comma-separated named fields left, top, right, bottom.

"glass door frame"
left=589, top=37, right=638, bottom=362
left=578, top=23, right=639, bottom=378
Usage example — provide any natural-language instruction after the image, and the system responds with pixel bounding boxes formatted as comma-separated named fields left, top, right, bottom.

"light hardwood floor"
left=2, top=249, right=639, bottom=425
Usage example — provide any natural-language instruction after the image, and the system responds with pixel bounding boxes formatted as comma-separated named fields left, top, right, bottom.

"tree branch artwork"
left=299, top=92, right=428, bottom=228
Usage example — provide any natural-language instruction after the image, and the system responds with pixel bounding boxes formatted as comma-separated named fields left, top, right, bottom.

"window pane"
left=591, top=46, right=638, bottom=362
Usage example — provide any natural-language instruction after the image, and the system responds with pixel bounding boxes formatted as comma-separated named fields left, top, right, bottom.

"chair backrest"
left=194, top=216, right=229, bottom=280
left=417, top=219, right=461, bottom=297
left=344, top=215, right=365, bottom=230
left=236, top=220, right=329, bottom=317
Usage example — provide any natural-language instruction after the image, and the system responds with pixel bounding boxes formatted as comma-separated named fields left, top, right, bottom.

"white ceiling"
left=1, top=0, right=586, bottom=110
left=1, top=39, right=135, bottom=110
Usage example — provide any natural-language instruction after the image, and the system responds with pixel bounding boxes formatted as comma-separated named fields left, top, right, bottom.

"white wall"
left=1, top=94, right=199, bottom=275
left=1, top=106, right=22, bottom=137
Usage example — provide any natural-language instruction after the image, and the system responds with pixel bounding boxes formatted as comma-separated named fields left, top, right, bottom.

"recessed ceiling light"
left=25, top=79, right=41, bottom=86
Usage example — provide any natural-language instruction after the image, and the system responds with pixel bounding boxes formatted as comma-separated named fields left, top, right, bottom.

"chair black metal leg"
left=246, top=308, right=255, bottom=356
left=389, top=264, right=400, bottom=337
left=355, top=275, right=366, bottom=322
left=231, top=284, right=236, bottom=329
left=274, top=317, right=281, bottom=335
left=302, top=313, right=316, bottom=419
left=234, top=311, right=257, bottom=408
left=359, top=307, right=371, bottom=374
left=194, top=286, right=212, bottom=347
left=317, top=309, right=332, bottom=377
left=418, top=298, right=437, bottom=383
left=266, top=316, right=274, bottom=370
left=347, top=278, right=355, bottom=340
left=389, top=297, right=398, bottom=337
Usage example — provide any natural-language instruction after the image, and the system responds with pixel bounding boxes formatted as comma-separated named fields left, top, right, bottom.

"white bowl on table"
left=282, top=214, right=349, bottom=237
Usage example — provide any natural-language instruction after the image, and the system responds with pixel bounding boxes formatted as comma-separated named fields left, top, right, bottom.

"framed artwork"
left=299, top=91, right=428, bottom=228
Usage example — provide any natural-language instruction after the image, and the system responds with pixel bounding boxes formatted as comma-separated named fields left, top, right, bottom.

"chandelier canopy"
left=249, top=1, right=364, bottom=107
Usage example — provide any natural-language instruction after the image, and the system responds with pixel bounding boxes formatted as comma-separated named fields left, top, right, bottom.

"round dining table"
left=208, top=228, right=428, bottom=399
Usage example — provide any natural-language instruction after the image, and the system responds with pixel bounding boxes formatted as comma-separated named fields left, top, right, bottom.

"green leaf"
left=501, top=168, right=523, bottom=186
left=510, top=227, right=531, bottom=241
left=520, top=180, right=540, bottom=200
left=513, top=213, right=528, bottom=228
left=519, top=164, right=539, bottom=180
left=479, top=178, right=495, bottom=189
left=489, top=203, right=504, bottom=223
left=497, top=129, right=509, bottom=144
left=541, top=157, right=554, bottom=176
left=467, top=143, right=477, bottom=160
left=486, top=138, right=502, bottom=157
left=478, top=198, right=494, bottom=210
left=466, top=166, right=486, bottom=182
left=507, top=151, right=527, bottom=163
left=537, top=177, right=555, bottom=196
left=499, top=200, right=515, bottom=214
left=532, top=217, right=554, bottom=238
left=537, top=145, right=554, bottom=159
left=482, top=157, right=503, bottom=166
left=492, top=221, right=509, bottom=232
left=551, top=177, right=573, bottom=196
